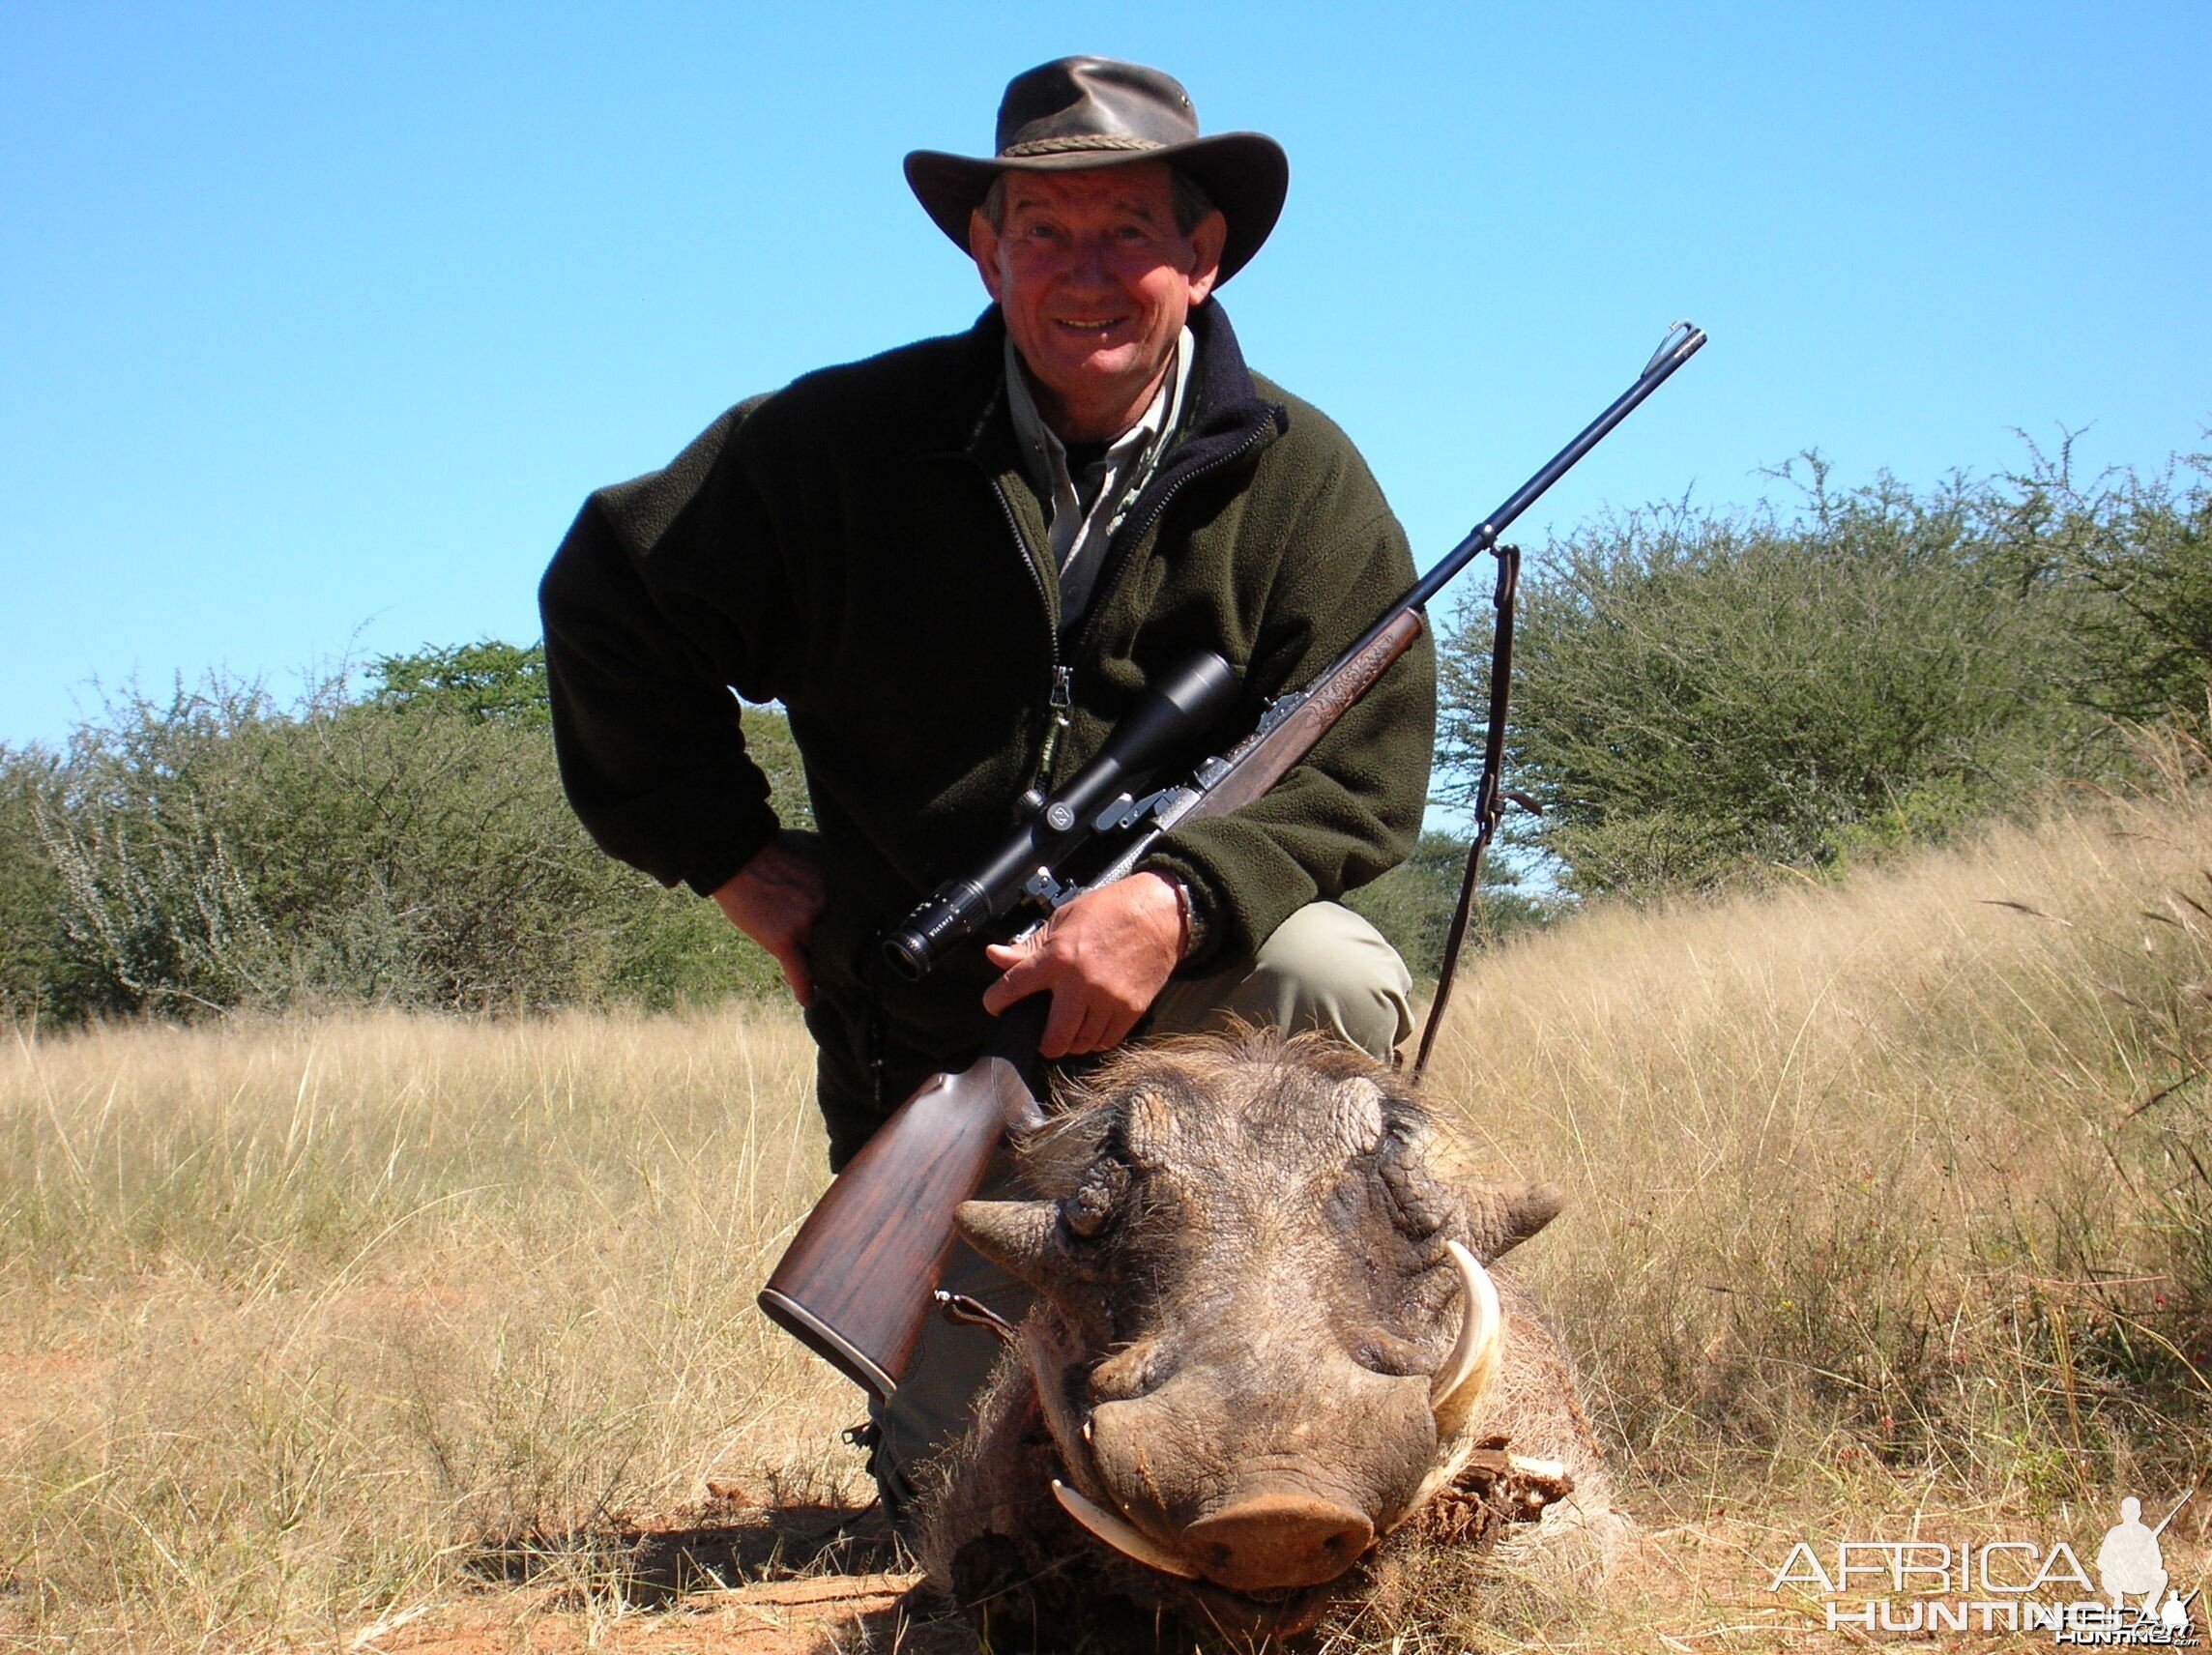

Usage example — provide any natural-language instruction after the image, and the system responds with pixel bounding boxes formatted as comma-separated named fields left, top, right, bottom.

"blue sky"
left=4, top=1, right=2206, bottom=747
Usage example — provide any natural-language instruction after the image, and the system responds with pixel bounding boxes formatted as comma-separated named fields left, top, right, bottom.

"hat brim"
left=903, top=131, right=1288, bottom=284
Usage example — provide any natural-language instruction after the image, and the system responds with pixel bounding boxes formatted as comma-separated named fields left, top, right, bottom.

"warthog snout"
left=1183, top=1492, right=1375, bottom=1591
left=1085, top=1351, right=1435, bottom=1590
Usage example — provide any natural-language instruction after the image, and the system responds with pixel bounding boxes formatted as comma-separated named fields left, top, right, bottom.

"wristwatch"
left=1162, top=874, right=1208, bottom=964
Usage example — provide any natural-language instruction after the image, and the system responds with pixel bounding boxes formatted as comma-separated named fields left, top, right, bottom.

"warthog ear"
left=955, top=1200, right=1105, bottom=1294
left=1121, top=1087, right=1179, bottom=1166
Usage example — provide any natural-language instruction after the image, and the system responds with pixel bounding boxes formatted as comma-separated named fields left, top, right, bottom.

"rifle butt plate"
left=757, top=1287, right=896, bottom=1402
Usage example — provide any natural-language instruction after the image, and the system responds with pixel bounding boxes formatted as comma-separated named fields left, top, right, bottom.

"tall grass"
left=0, top=1008, right=855, bottom=1650
left=4, top=765, right=2212, bottom=1649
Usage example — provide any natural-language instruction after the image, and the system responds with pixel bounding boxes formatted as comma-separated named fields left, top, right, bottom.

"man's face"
left=969, top=162, right=1226, bottom=443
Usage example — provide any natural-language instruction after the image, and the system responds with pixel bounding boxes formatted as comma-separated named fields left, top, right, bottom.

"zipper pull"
left=1035, top=665, right=1074, bottom=794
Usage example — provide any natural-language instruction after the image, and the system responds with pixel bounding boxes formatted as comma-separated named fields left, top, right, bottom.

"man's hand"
left=981, top=872, right=1186, bottom=1059
left=712, top=831, right=828, bottom=1006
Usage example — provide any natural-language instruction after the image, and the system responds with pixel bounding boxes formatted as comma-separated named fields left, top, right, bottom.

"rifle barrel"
left=2151, top=1488, right=2197, bottom=1537
left=1342, top=322, right=1706, bottom=664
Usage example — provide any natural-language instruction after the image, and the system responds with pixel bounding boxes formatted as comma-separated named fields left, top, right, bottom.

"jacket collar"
left=1142, top=295, right=1288, bottom=489
left=1175, top=296, right=1287, bottom=455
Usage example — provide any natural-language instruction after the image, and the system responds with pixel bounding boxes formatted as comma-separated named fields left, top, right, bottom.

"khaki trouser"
left=868, top=900, right=1412, bottom=1516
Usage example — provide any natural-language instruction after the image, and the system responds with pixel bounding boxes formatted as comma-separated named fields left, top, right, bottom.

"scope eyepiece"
left=880, top=928, right=931, bottom=982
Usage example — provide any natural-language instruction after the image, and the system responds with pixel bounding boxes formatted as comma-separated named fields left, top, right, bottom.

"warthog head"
left=926, top=1030, right=1592, bottom=1639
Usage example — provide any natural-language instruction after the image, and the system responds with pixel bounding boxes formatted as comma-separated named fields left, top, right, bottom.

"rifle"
left=759, top=321, right=1709, bottom=1399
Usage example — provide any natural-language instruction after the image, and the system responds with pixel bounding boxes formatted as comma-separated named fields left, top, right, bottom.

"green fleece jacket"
left=539, top=301, right=1434, bottom=1161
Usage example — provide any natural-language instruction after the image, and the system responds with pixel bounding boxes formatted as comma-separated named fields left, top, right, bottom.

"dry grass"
left=0, top=1007, right=862, bottom=1651
left=6, top=768, right=2212, bottom=1651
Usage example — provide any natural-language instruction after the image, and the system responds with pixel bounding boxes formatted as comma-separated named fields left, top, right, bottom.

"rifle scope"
left=882, top=651, right=1239, bottom=981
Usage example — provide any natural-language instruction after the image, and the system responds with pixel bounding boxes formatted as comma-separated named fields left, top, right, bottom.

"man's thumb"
left=776, top=946, right=813, bottom=1008
left=983, top=933, right=1044, bottom=971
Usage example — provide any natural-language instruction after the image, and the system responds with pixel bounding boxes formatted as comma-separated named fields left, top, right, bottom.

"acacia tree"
left=1995, top=441, right=2212, bottom=721
left=0, top=745, right=71, bottom=1016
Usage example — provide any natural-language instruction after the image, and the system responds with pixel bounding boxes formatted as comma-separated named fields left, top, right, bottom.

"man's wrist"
left=1118, top=871, right=1193, bottom=966
left=1154, top=873, right=1207, bottom=965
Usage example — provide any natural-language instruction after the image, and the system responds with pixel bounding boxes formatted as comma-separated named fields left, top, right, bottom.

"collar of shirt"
left=1004, top=326, right=1196, bottom=624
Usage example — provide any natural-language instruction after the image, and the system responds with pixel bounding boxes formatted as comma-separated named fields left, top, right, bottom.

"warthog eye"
left=1062, top=1158, right=1130, bottom=1238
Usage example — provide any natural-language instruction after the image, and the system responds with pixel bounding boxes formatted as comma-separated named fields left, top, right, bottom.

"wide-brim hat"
left=905, top=56, right=1289, bottom=284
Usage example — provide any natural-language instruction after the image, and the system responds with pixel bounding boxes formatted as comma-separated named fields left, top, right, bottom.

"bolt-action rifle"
left=759, top=322, right=1709, bottom=1400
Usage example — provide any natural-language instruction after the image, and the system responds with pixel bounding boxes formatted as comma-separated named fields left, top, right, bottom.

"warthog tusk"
left=1051, top=1480, right=1200, bottom=1580
left=1506, top=1453, right=1566, bottom=1482
left=1431, top=1240, right=1503, bottom=1428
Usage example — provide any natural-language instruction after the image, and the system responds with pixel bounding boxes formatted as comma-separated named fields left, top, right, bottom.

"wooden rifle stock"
left=758, top=997, right=1047, bottom=1399
left=1191, top=612, right=1427, bottom=816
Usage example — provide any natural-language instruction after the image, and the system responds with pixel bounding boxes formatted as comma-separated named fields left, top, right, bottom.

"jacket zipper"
left=986, top=408, right=1278, bottom=800
left=985, top=475, right=1071, bottom=796
left=1037, top=664, right=1074, bottom=786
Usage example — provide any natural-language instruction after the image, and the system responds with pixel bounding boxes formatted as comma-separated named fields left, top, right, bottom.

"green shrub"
left=1440, top=459, right=2099, bottom=896
left=370, top=639, right=554, bottom=727
left=16, top=653, right=811, bottom=1021
left=1997, top=440, right=2212, bottom=721
left=0, top=745, right=73, bottom=1018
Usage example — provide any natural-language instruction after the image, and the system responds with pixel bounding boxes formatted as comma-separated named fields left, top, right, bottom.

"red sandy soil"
left=369, top=1496, right=968, bottom=1655
left=369, top=1572, right=946, bottom=1655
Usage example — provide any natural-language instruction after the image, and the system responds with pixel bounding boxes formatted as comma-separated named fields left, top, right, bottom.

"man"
left=539, top=56, right=1435, bottom=1507
left=2097, top=1497, right=2169, bottom=1614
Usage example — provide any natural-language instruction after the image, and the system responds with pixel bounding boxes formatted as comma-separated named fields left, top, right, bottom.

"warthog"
left=917, top=1029, right=1623, bottom=1643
